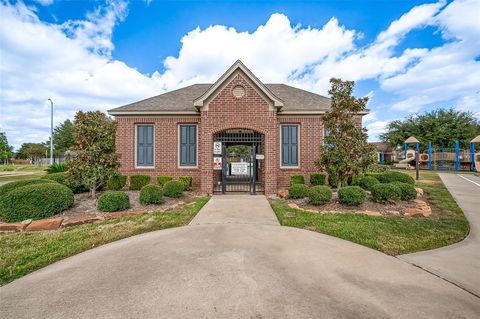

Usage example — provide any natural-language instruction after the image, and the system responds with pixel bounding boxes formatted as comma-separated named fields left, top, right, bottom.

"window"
left=136, top=125, right=154, bottom=167
left=281, top=125, right=299, bottom=167
left=179, top=124, right=197, bottom=166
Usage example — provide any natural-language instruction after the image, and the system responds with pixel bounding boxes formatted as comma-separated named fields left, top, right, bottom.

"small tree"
left=0, top=132, right=14, bottom=164
left=67, top=111, right=119, bottom=198
left=317, top=78, right=376, bottom=187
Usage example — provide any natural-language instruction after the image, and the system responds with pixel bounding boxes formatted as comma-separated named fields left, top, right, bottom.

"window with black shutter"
left=179, top=125, right=197, bottom=166
left=136, top=125, right=154, bottom=167
left=281, top=125, right=299, bottom=166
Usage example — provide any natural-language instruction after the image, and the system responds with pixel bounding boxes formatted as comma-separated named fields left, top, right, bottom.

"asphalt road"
left=400, top=173, right=480, bottom=297
left=1, top=195, right=479, bottom=318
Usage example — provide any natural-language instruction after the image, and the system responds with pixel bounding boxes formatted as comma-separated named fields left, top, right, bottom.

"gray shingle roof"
left=108, top=83, right=331, bottom=114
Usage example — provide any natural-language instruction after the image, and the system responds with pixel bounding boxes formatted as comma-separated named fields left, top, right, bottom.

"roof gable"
left=193, top=60, right=284, bottom=109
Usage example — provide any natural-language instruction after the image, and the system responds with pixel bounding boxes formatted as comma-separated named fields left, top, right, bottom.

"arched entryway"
left=213, top=129, right=264, bottom=194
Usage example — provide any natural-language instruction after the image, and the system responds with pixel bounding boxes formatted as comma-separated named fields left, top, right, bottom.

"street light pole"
left=48, top=98, right=54, bottom=165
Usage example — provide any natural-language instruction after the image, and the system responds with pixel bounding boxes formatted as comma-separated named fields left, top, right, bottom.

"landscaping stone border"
left=0, top=201, right=186, bottom=233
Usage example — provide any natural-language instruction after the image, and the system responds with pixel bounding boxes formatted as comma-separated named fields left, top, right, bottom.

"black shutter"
left=137, top=125, right=154, bottom=167
left=282, top=125, right=298, bottom=166
left=180, top=125, right=196, bottom=166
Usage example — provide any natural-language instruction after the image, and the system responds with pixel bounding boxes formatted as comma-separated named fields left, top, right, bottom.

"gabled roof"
left=108, top=60, right=336, bottom=116
left=193, top=60, right=284, bottom=109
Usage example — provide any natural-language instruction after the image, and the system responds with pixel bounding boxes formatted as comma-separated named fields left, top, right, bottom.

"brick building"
left=108, top=60, right=366, bottom=195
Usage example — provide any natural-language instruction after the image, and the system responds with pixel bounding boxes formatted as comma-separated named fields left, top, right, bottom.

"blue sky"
left=1, top=0, right=479, bottom=149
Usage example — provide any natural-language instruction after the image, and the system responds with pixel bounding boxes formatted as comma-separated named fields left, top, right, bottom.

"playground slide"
left=394, top=157, right=415, bottom=169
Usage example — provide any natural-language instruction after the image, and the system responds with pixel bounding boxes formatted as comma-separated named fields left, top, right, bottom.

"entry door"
left=221, top=143, right=257, bottom=194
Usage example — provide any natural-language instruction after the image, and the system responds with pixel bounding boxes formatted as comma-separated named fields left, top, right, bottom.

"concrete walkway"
left=1, top=194, right=480, bottom=318
left=189, top=195, right=279, bottom=226
left=2, top=224, right=479, bottom=318
left=400, top=173, right=480, bottom=297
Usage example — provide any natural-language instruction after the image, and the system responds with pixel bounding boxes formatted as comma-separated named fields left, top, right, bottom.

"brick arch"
left=210, top=125, right=267, bottom=136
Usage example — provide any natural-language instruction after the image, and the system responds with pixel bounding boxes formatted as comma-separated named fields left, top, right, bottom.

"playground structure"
left=383, top=135, right=480, bottom=172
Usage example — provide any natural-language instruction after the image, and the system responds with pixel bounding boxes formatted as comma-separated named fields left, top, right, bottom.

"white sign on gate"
left=213, top=142, right=222, bottom=155
left=213, top=157, right=222, bottom=170
left=231, top=162, right=249, bottom=175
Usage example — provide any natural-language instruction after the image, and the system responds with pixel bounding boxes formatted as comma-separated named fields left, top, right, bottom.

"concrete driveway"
left=1, top=195, right=479, bottom=318
left=400, top=173, right=480, bottom=297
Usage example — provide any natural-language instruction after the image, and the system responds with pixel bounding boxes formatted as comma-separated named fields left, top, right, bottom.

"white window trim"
left=135, top=124, right=155, bottom=169
left=279, top=124, right=301, bottom=169
left=177, top=124, right=199, bottom=169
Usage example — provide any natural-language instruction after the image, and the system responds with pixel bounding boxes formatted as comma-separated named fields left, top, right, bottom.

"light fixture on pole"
left=48, top=98, right=54, bottom=165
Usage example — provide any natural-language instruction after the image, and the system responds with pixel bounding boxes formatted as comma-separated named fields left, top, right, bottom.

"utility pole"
left=48, top=98, right=54, bottom=165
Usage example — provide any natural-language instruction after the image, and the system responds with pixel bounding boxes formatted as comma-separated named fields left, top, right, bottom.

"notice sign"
left=256, top=154, right=265, bottom=160
left=213, top=157, right=222, bottom=170
left=231, top=162, right=249, bottom=175
left=213, top=142, right=222, bottom=155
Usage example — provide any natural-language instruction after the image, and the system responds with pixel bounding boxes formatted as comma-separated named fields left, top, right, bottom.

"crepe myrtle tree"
left=67, top=111, right=119, bottom=198
left=317, top=78, right=376, bottom=187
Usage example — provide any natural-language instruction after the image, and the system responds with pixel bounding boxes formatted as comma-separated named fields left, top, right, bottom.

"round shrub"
left=157, top=175, right=173, bottom=187
left=371, top=183, right=402, bottom=203
left=41, top=172, right=66, bottom=185
left=338, top=186, right=366, bottom=206
left=290, top=175, right=305, bottom=185
left=107, top=173, right=127, bottom=191
left=178, top=176, right=193, bottom=190
left=0, top=179, right=56, bottom=198
left=391, top=182, right=417, bottom=201
left=308, top=186, right=332, bottom=205
left=367, top=164, right=390, bottom=173
left=97, top=191, right=130, bottom=212
left=310, top=173, right=326, bottom=186
left=358, top=176, right=380, bottom=191
left=288, top=184, right=309, bottom=199
left=129, top=175, right=151, bottom=191
left=140, top=184, right=163, bottom=205
left=162, top=180, right=184, bottom=198
left=378, top=171, right=414, bottom=185
left=1, top=183, right=74, bottom=222
left=328, top=175, right=338, bottom=188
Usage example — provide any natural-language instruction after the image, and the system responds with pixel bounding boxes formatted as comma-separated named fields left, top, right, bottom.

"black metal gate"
left=213, top=130, right=264, bottom=194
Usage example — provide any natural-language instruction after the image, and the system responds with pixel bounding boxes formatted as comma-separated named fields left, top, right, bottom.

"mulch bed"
left=55, top=190, right=198, bottom=218
left=286, top=191, right=430, bottom=216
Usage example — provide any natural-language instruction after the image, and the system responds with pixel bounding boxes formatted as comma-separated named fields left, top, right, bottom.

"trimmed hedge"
left=178, top=176, right=193, bottom=190
left=367, top=164, right=390, bottom=172
left=162, top=180, right=184, bottom=198
left=1, top=183, right=74, bottom=222
left=290, top=175, right=305, bottom=185
left=139, top=184, right=163, bottom=205
left=157, top=175, right=173, bottom=187
left=41, top=172, right=66, bottom=185
left=377, top=171, right=415, bottom=185
left=338, top=186, right=366, bottom=206
left=371, top=183, right=402, bottom=203
left=97, top=191, right=130, bottom=212
left=107, top=173, right=127, bottom=191
left=328, top=175, right=338, bottom=188
left=288, top=184, right=309, bottom=199
left=310, top=173, right=326, bottom=186
left=308, top=186, right=332, bottom=205
left=41, top=172, right=89, bottom=193
left=0, top=179, right=55, bottom=199
left=129, top=175, right=151, bottom=191
left=358, top=176, right=380, bottom=191
left=391, top=181, right=417, bottom=201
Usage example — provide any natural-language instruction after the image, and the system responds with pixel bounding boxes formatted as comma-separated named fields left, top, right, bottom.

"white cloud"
left=33, top=0, right=54, bottom=6
left=1, top=0, right=479, bottom=148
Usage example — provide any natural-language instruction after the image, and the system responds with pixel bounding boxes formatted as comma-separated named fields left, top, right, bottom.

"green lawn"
left=0, top=197, right=209, bottom=285
left=271, top=171, right=469, bottom=256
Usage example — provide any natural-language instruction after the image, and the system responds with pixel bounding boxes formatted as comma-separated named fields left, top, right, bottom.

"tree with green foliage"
left=380, top=108, right=480, bottom=150
left=15, top=143, right=48, bottom=162
left=53, top=119, right=75, bottom=156
left=67, top=111, right=119, bottom=198
left=0, top=132, right=14, bottom=164
left=317, top=78, right=376, bottom=187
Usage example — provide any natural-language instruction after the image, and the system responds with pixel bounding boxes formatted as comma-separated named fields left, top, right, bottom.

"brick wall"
left=114, top=75, right=364, bottom=195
